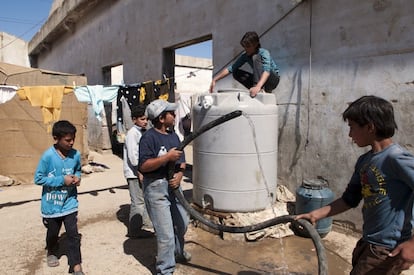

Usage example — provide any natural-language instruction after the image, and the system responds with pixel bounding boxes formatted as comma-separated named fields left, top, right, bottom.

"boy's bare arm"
left=389, top=238, right=414, bottom=270
left=140, top=148, right=183, bottom=173
left=295, top=198, right=351, bottom=224
left=168, top=164, right=186, bottom=189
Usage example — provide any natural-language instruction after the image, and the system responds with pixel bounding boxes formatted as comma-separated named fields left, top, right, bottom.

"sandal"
left=176, top=250, right=192, bottom=263
left=47, top=255, right=59, bottom=267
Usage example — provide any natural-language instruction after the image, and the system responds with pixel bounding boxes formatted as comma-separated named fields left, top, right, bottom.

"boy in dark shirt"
left=139, top=99, right=190, bottom=274
left=296, top=96, right=414, bottom=274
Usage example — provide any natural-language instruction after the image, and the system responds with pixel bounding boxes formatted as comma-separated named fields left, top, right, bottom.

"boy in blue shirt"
left=34, top=120, right=84, bottom=275
left=210, top=31, right=280, bottom=97
left=296, top=96, right=414, bottom=274
left=139, top=99, right=190, bottom=275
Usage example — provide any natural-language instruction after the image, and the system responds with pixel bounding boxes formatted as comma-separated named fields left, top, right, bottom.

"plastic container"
left=192, top=89, right=278, bottom=212
left=295, top=178, right=334, bottom=237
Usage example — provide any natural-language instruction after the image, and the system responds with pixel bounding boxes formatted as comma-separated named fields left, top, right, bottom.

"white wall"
left=0, top=32, right=29, bottom=67
left=174, top=55, right=212, bottom=94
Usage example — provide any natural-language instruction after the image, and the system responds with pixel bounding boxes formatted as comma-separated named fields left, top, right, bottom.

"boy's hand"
left=138, top=172, right=144, bottom=184
left=294, top=213, right=318, bottom=225
left=64, top=175, right=74, bottom=186
left=64, top=175, right=80, bottom=186
left=167, top=147, right=183, bottom=162
left=168, top=171, right=183, bottom=189
left=249, top=86, right=261, bottom=97
left=389, top=238, right=414, bottom=270
left=72, top=176, right=81, bottom=186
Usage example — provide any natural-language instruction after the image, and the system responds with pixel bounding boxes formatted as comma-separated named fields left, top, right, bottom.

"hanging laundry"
left=175, top=92, right=193, bottom=140
left=116, top=85, right=140, bottom=128
left=131, top=77, right=173, bottom=105
left=153, top=78, right=171, bottom=101
left=17, top=86, right=73, bottom=132
left=114, top=77, right=175, bottom=140
left=0, top=85, right=18, bottom=104
left=119, top=96, right=133, bottom=130
left=139, top=86, right=146, bottom=103
left=141, top=81, right=154, bottom=105
left=74, top=85, right=119, bottom=121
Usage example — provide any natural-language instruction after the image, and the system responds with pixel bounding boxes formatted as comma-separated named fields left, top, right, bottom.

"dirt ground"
left=1, top=147, right=414, bottom=275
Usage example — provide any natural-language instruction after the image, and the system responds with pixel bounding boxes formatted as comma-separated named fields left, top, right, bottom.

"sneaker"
left=142, top=224, right=155, bottom=233
left=175, top=250, right=192, bottom=263
left=127, top=229, right=154, bottom=239
left=73, top=271, right=84, bottom=275
left=47, top=255, right=59, bottom=267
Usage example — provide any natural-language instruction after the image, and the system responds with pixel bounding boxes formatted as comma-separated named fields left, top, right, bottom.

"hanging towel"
left=17, top=86, right=73, bottom=132
left=139, top=86, right=146, bottom=103
left=120, top=95, right=133, bottom=130
left=0, top=85, right=18, bottom=104
left=153, top=78, right=170, bottom=101
left=116, top=85, right=142, bottom=130
left=141, top=81, right=154, bottom=104
left=73, top=85, right=119, bottom=121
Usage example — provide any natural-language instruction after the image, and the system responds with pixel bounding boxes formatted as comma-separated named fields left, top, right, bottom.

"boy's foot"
left=47, top=255, right=59, bottom=267
left=175, top=250, right=192, bottom=263
left=142, top=224, right=155, bottom=233
left=127, top=229, right=154, bottom=239
left=71, top=263, right=83, bottom=274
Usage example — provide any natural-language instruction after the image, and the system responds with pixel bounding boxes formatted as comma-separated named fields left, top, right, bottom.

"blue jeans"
left=143, top=178, right=189, bottom=275
left=127, top=178, right=152, bottom=234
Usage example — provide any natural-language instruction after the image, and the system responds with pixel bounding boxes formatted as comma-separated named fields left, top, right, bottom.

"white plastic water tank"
left=192, top=89, right=278, bottom=212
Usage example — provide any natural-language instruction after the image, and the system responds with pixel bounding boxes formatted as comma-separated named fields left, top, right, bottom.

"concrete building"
left=28, top=0, right=414, bottom=230
left=0, top=32, right=29, bottom=67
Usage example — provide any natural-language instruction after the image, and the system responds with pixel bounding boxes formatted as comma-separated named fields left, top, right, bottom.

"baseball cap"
left=145, top=99, right=178, bottom=120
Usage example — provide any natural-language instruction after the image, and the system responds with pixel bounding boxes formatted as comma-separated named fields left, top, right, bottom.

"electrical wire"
left=0, top=17, right=47, bottom=50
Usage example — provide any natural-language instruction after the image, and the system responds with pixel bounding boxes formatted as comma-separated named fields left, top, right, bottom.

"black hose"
left=169, top=110, right=328, bottom=275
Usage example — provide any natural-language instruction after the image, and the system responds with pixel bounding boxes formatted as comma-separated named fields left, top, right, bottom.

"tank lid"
left=217, top=88, right=248, bottom=93
left=302, top=178, right=328, bottom=189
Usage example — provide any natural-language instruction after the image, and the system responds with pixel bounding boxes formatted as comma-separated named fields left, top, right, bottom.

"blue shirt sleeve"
left=227, top=52, right=248, bottom=73
left=341, top=155, right=364, bottom=208
left=74, top=150, right=82, bottom=178
left=34, top=150, right=64, bottom=187
left=341, top=171, right=363, bottom=208
left=389, top=148, right=414, bottom=189
left=260, top=48, right=273, bottom=72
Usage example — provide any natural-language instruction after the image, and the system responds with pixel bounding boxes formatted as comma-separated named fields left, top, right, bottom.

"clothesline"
left=0, top=77, right=175, bottom=133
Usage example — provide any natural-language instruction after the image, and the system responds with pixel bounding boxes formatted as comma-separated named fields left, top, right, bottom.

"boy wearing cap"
left=139, top=99, right=190, bottom=274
